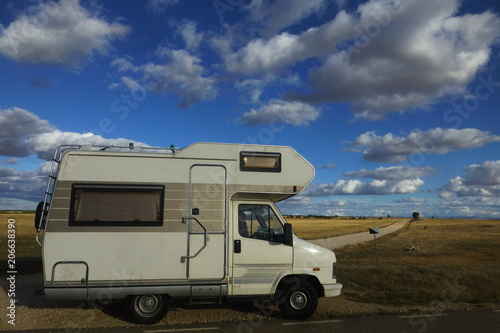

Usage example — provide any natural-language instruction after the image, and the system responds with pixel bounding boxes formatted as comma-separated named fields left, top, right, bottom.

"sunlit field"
left=0, top=213, right=41, bottom=275
left=335, top=218, right=500, bottom=305
left=288, top=217, right=399, bottom=239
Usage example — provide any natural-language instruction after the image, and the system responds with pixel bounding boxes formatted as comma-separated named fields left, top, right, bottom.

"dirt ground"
left=1, top=272, right=495, bottom=331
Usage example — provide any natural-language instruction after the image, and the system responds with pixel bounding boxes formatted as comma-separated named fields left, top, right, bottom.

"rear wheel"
left=127, top=294, right=169, bottom=324
left=277, top=279, right=318, bottom=320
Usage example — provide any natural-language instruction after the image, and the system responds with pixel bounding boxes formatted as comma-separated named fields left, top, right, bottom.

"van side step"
left=189, top=285, right=224, bottom=305
left=189, top=297, right=223, bottom=305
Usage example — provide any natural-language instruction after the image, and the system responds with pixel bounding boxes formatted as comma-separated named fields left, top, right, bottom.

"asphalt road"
left=11, top=310, right=500, bottom=333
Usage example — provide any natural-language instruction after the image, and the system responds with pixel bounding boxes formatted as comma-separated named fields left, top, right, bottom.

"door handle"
left=234, top=240, right=241, bottom=253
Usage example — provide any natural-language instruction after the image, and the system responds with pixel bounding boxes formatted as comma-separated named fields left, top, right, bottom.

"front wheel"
left=277, top=279, right=318, bottom=320
left=127, top=294, right=169, bottom=324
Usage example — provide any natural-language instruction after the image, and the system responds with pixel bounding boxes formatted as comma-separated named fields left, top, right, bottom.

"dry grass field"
left=334, top=218, right=500, bottom=305
left=1, top=213, right=499, bottom=307
left=0, top=213, right=41, bottom=275
left=288, top=217, right=398, bottom=239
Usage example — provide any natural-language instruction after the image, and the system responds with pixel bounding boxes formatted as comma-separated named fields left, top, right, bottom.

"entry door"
left=186, top=165, right=226, bottom=280
left=231, top=201, right=293, bottom=295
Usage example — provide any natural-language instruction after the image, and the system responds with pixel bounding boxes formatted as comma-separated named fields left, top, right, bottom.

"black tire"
left=127, top=294, right=169, bottom=324
left=277, top=279, right=318, bottom=320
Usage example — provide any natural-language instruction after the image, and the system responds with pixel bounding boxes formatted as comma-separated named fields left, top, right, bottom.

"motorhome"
left=35, top=142, right=342, bottom=324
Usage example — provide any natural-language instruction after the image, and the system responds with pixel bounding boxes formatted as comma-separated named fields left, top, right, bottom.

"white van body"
left=36, top=143, right=342, bottom=323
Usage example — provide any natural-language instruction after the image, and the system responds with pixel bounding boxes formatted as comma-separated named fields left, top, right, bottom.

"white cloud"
left=107, top=82, right=120, bottom=90
left=306, top=166, right=431, bottom=196
left=309, top=179, right=425, bottom=195
left=176, top=20, right=203, bottom=51
left=235, top=78, right=268, bottom=103
left=120, top=76, right=144, bottom=93
left=27, top=130, right=149, bottom=160
left=0, top=107, right=55, bottom=157
left=111, top=57, right=136, bottom=72
left=113, top=48, right=217, bottom=109
left=0, top=164, right=49, bottom=204
left=347, top=128, right=500, bottom=163
left=277, top=196, right=353, bottom=216
left=144, top=48, right=217, bottom=108
left=224, top=10, right=356, bottom=75
left=393, top=197, right=426, bottom=204
left=463, top=161, right=500, bottom=186
left=0, top=107, right=54, bottom=138
left=0, top=0, right=130, bottom=67
left=278, top=169, right=500, bottom=217
left=235, top=72, right=302, bottom=104
left=437, top=161, right=500, bottom=199
left=344, top=166, right=437, bottom=181
left=430, top=196, right=500, bottom=219
left=225, top=32, right=301, bottom=75
left=245, top=0, right=327, bottom=36
left=278, top=194, right=500, bottom=218
left=223, top=0, right=500, bottom=120
left=293, top=0, right=500, bottom=120
left=0, top=107, right=149, bottom=161
left=241, top=99, right=320, bottom=126
left=2, top=157, right=19, bottom=165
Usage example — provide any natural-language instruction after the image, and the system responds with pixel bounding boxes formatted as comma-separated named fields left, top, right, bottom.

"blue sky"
left=1, top=0, right=499, bottom=218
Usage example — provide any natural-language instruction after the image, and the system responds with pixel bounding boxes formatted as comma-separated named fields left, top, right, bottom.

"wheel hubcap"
left=290, top=291, right=308, bottom=310
left=137, top=295, right=160, bottom=315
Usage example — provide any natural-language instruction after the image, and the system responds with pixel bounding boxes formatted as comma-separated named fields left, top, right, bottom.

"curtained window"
left=69, top=184, right=164, bottom=226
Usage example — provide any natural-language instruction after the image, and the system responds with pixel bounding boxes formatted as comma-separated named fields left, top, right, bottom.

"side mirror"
left=35, top=201, right=47, bottom=230
left=283, top=223, right=293, bottom=246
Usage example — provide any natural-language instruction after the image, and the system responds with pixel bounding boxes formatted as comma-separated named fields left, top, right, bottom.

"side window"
left=240, top=151, right=281, bottom=172
left=238, top=204, right=284, bottom=243
left=69, top=184, right=164, bottom=226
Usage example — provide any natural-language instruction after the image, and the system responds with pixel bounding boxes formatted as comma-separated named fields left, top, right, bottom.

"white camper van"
left=35, top=143, right=342, bottom=324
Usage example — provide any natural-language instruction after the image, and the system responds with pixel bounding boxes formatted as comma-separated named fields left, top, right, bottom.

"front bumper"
left=323, top=283, right=342, bottom=297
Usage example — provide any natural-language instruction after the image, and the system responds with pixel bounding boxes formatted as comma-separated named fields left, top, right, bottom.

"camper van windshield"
left=238, top=204, right=284, bottom=243
left=69, top=184, right=164, bottom=226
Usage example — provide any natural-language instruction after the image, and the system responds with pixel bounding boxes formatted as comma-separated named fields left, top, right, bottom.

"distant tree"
left=387, top=214, right=391, bottom=218
left=412, top=211, right=420, bottom=220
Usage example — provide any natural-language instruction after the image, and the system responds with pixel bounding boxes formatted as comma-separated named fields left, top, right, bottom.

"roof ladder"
left=36, top=145, right=82, bottom=245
